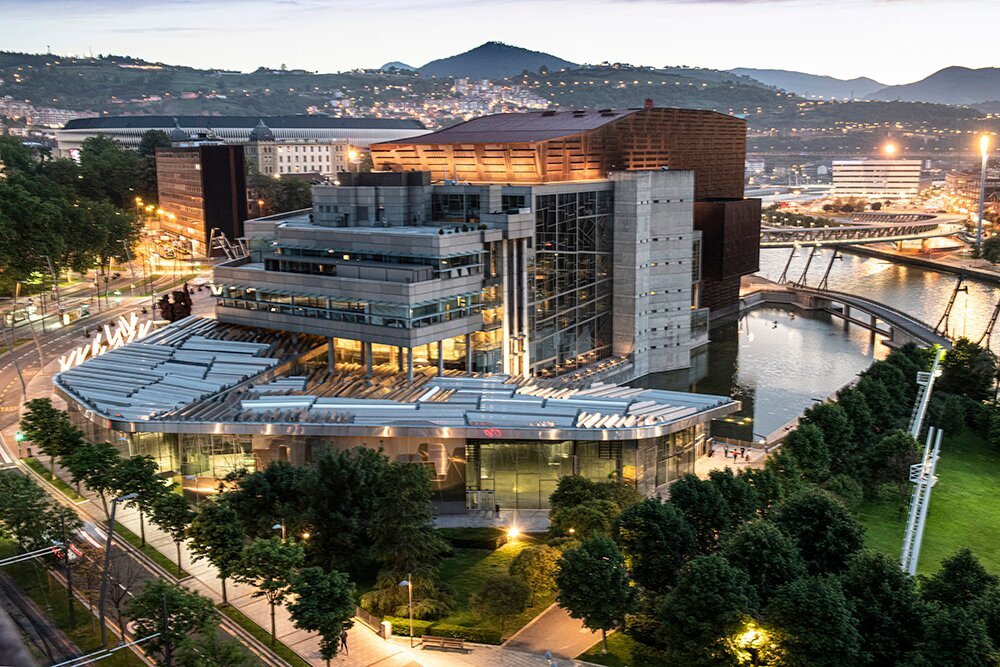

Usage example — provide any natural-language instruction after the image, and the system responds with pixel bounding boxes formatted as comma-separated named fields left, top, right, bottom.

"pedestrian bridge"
left=760, top=214, right=965, bottom=248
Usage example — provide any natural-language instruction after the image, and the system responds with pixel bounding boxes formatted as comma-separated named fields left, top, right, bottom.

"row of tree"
left=0, top=135, right=156, bottom=295
left=546, top=341, right=1000, bottom=665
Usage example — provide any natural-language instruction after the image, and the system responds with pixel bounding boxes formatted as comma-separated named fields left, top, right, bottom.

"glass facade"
left=530, top=190, right=614, bottom=375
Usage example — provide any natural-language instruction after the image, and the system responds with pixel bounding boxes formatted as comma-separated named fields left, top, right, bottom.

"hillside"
left=867, top=66, right=1000, bottom=104
left=730, top=68, right=885, bottom=99
left=418, top=42, right=577, bottom=79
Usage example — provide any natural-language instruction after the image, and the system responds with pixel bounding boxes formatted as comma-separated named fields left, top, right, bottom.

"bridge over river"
left=760, top=212, right=965, bottom=248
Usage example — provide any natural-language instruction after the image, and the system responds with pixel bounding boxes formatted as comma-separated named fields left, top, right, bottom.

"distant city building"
left=832, top=159, right=924, bottom=200
left=245, top=119, right=358, bottom=178
left=745, top=158, right=765, bottom=176
left=0, top=97, right=88, bottom=128
left=155, top=141, right=247, bottom=255
left=56, top=115, right=429, bottom=156
left=945, top=169, right=1000, bottom=214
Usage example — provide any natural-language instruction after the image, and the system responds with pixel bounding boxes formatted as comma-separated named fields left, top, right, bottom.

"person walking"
left=340, top=630, right=349, bottom=655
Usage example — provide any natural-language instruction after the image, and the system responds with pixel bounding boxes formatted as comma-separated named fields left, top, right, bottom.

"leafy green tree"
left=939, top=338, right=998, bottom=401
left=765, top=575, right=861, bottom=667
left=835, top=386, right=876, bottom=450
left=821, top=474, right=863, bottom=510
left=177, top=633, right=254, bottom=667
left=287, top=567, right=356, bottom=666
left=667, top=474, right=729, bottom=553
left=799, top=403, right=852, bottom=472
left=112, top=455, right=164, bottom=546
left=910, top=605, right=997, bottom=667
left=127, top=579, right=216, bottom=667
left=656, top=555, right=758, bottom=666
left=550, top=499, right=617, bottom=539
left=63, top=441, right=120, bottom=516
left=721, top=520, right=806, bottom=605
left=856, top=376, right=900, bottom=433
left=557, top=536, right=635, bottom=654
left=864, top=430, right=919, bottom=497
left=472, top=574, right=531, bottom=636
left=861, top=361, right=909, bottom=411
left=781, top=424, right=830, bottom=482
left=839, top=551, right=924, bottom=666
left=0, top=470, right=64, bottom=550
left=20, top=398, right=84, bottom=478
left=974, top=585, right=1000, bottom=649
left=737, top=467, right=786, bottom=516
left=614, top=497, right=696, bottom=591
left=549, top=475, right=599, bottom=512
left=187, top=497, right=245, bottom=605
left=707, top=468, right=759, bottom=530
left=921, top=548, right=998, bottom=608
left=983, top=234, right=1000, bottom=264
left=150, top=489, right=195, bottom=575
left=509, top=545, right=561, bottom=602
left=772, top=489, right=864, bottom=574
left=78, top=135, right=140, bottom=208
left=225, top=460, right=310, bottom=539
left=937, top=394, right=968, bottom=434
left=763, top=447, right=803, bottom=493
left=235, top=536, right=305, bottom=641
left=138, top=129, right=172, bottom=158
left=361, top=460, right=450, bottom=619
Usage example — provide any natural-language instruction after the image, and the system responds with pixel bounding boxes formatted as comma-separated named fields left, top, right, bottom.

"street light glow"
left=507, top=527, right=521, bottom=539
left=981, top=134, right=991, bottom=156
left=883, top=142, right=896, bottom=156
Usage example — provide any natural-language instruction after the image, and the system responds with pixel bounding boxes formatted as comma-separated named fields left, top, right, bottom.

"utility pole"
left=98, top=493, right=136, bottom=645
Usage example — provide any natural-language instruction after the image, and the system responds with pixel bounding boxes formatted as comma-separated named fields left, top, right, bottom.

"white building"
left=245, top=121, right=358, bottom=177
left=832, top=159, right=923, bottom=200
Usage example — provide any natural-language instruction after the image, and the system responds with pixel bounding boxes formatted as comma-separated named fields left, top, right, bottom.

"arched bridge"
left=761, top=215, right=965, bottom=248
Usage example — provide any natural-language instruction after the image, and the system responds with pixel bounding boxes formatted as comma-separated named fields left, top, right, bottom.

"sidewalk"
left=504, top=603, right=599, bottom=660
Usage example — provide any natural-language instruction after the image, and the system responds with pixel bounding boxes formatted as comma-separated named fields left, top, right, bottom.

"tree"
left=63, top=442, right=120, bottom=517
left=781, top=424, right=830, bottom=482
left=721, top=520, right=806, bottom=605
left=799, top=403, right=852, bottom=473
left=765, top=575, right=861, bottom=667
left=78, top=135, right=140, bottom=208
left=509, top=545, right=561, bottom=602
left=920, top=548, right=998, bottom=608
left=707, top=468, right=759, bottom=530
left=149, top=489, right=195, bottom=575
left=614, top=498, right=696, bottom=591
left=20, top=398, right=84, bottom=478
left=550, top=499, right=617, bottom=539
left=361, top=460, right=450, bottom=619
left=287, top=567, right=356, bottom=666
left=177, top=633, right=254, bottom=667
left=472, top=574, right=531, bottom=636
left=549, top=475, right=599, bottom=512
left=763, top=447, right=803, bottom=493
left=772, top=489, right=864, bottom=574
left=911, top=605, right=997, bottom=667
left=937, top=394, right=968, bottom=434
left=835, top=386, right=876, bottom=451
left=656, top=554, right=758, bottom=666
left=235, top=536, right=305, bottom=641
left=186, top=497, right=245, bottom=605
left=104, top=554, right=145, bottom=642
left=666, top=474, right=729, bottom=553
left=137, top=129, right=172, bottom=158
left=127, top=579, right=216, bottom=667
left=939, top=338, right=997, bottom=401
left=839, top=551, right=924, bottom=665
left=864, top=430, right=919, bottom=497
left=983, top=234, right=1000, bottom=264
left=737, top=467, right=786, bottom=516
left=0, top=470, right=61, bottom=550
left=856, top=376, right=900, bottom=433
left=112, top=455, right=164, bottom=546
left=556, top=536, right=635, bottom=654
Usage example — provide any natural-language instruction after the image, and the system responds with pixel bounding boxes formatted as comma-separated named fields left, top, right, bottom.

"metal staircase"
left=907, top=346, right=944, bottom=439
left=900, top=427, right=942, bottom=576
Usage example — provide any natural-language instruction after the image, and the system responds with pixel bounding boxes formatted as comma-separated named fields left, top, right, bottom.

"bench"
left=421, top=635, right=466, bottom=651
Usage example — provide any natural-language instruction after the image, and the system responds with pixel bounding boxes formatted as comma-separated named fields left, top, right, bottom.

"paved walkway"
left=504, top=603, right=600, bottom=660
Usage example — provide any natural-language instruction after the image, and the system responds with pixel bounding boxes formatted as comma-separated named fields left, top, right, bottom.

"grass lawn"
left=435, top=535, right=557, bottom=639
left=0, top=337, right=30, bottom=355
left=856, top=429, right=1000, bottom=576
left=0, top=540, right=143, bottom=666
left=218, top=604, right=312, bottom=667
left=24, top=457, right=85, bottom=501
left=578, top=632, right=641, bottom=667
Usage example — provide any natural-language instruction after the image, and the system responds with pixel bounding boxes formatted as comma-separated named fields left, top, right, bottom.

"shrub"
left=382, top=617, right=503, bottom=644
left=435, top=527, right=507, bottom=550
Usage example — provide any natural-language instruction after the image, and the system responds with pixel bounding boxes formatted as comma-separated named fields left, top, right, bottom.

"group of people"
left=707, top=445, right=753, bottom=464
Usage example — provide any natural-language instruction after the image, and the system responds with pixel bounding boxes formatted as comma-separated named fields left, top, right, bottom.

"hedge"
left=435, top=527, right=508, bottom=550
left=382, top=616, right=503, bottom=644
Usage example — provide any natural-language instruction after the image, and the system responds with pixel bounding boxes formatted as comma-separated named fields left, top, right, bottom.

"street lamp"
left=883, top=142, right=897, bottom=157
left=98, top=492, right=138, bottom=646
left=272, top=521, right=286, bottom=541
left=977, top=134, right=991, bottom=255
left=398, top=576, right=414, bottom=647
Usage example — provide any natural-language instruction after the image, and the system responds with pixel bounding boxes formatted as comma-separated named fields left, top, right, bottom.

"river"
left=635, top=247, right=999, bottom=440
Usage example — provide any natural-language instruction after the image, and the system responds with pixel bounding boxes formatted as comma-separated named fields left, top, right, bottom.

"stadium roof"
left=62, top=115, right=426, bottom=131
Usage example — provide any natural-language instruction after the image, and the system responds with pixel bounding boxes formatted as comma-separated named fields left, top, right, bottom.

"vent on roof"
left=572, top=110, right=587, bottom=115
left=541, top=110, right=557, bottom=116
left=598, top=109, right=612, bottom=114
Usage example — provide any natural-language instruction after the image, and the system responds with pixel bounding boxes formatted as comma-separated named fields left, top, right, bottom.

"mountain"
left=866, top=66, right=1000, bottom=105
left=730, top=68, right=885, bottom=100
left=380, top=61, right=416, bottom=71
left=418, top=41, right=577, bottom=80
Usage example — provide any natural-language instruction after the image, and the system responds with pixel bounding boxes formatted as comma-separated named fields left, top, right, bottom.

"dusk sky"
left=1, top=0, right=997, bottom=84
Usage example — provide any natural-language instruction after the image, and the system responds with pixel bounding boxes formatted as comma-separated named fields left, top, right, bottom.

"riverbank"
left=845, top=244, right=1000, bottom=286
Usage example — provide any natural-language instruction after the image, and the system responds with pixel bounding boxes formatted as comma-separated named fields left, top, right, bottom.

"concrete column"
left=499, top=241, right=510, bottom=375
left=520, top=238, right=531, bottom=377
left=465, top=333, right=472, bottom=372
left=327, top=337, right=335, bottom=370
left=437, top=340, right=444, bottom=376
left=364, top=341, right=373, bottom=378
left=406, top=347, right=414, bottom=384
left=397, top=346, right=404, bottom=373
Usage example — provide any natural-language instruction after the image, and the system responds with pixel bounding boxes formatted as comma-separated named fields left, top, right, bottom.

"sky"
left=0, top=0, right=997, bottom=85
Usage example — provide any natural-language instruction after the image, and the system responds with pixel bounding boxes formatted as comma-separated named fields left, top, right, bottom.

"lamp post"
left=977, top=134, right=990, bottom=256
left=398, top=576, right=413, bottom=647
left=98, top=492, right=138, bottom=645
left=272, top=521, right=286, bottom=541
